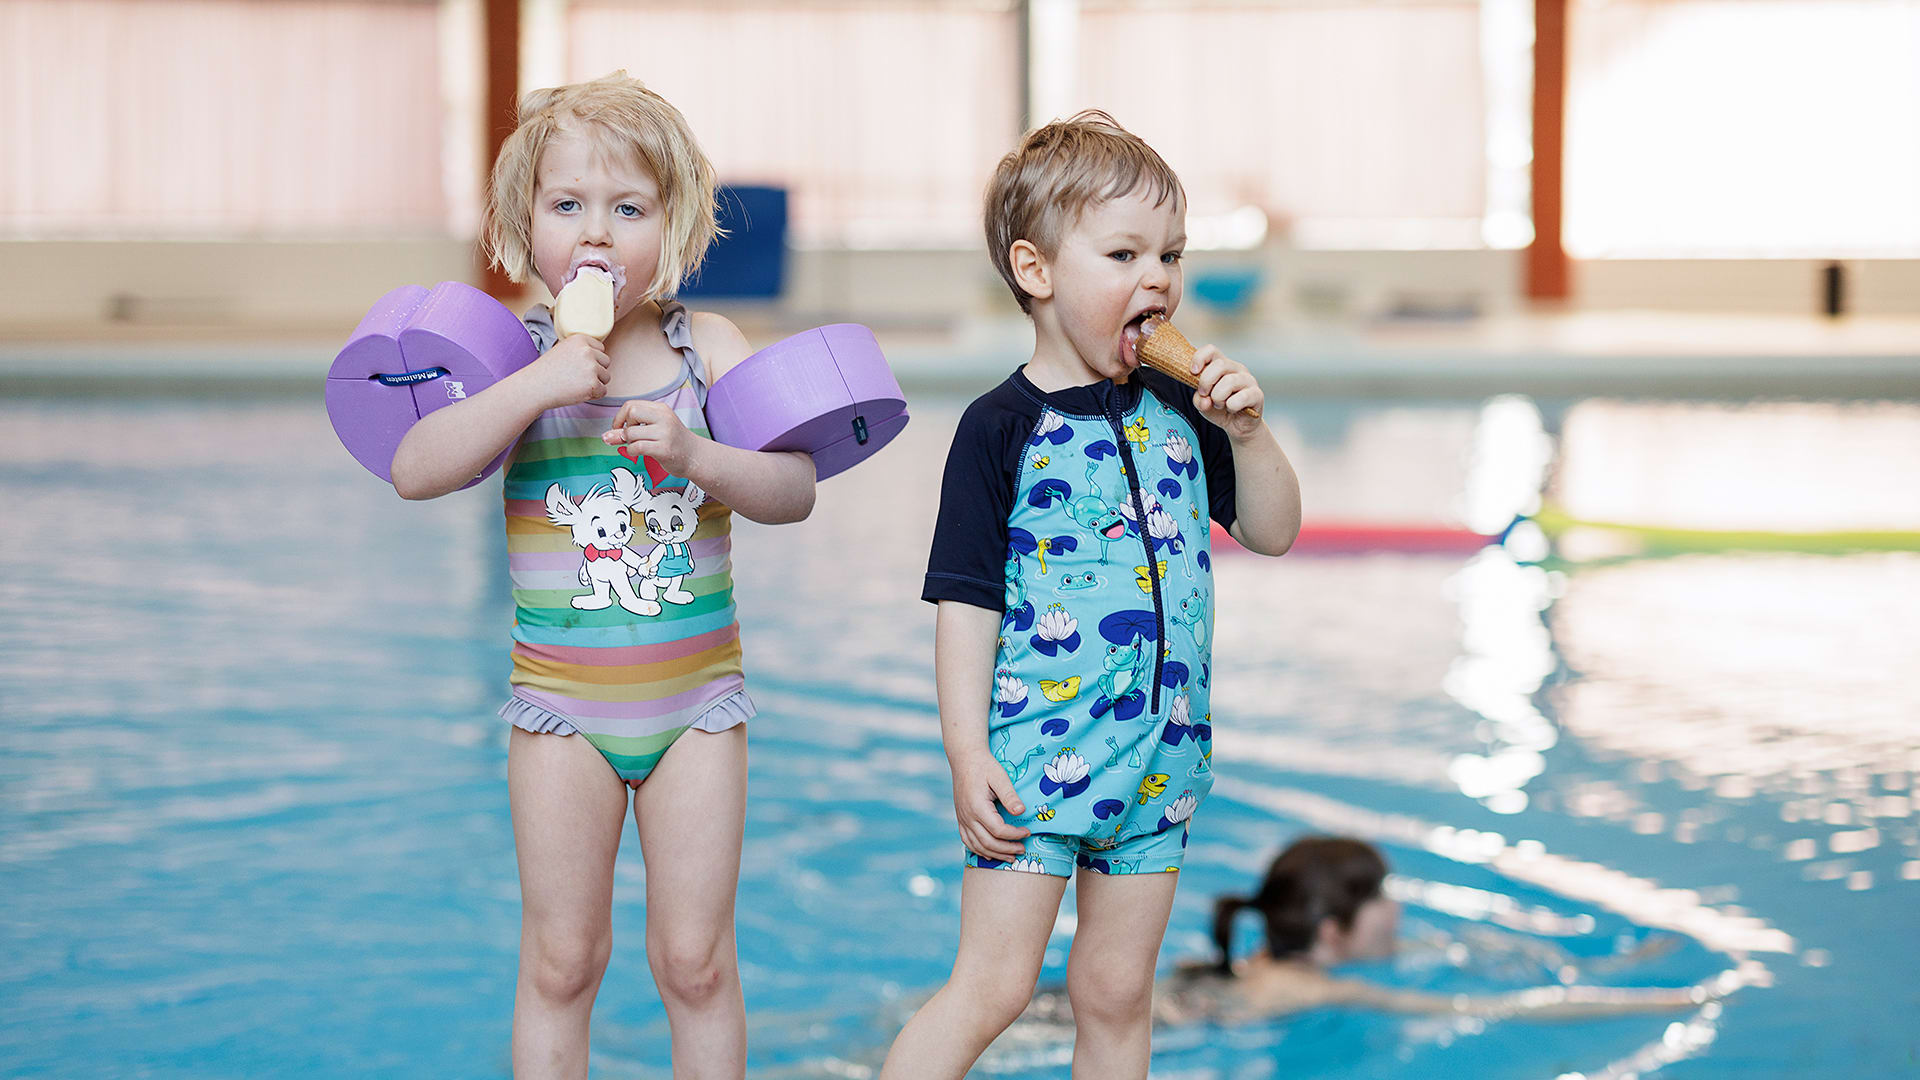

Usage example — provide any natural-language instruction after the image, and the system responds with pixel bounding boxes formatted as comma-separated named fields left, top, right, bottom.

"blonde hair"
left=984, top=110, right=1185, bottom=315
left=484, top=71, right=720, bottom=302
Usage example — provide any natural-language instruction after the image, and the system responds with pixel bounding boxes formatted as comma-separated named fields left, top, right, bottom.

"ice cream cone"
left=1135, top=315, right=1260, bottom=418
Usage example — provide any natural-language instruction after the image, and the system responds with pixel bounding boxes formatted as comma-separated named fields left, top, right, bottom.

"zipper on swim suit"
left=1104, top=387, right=1165, bottom=714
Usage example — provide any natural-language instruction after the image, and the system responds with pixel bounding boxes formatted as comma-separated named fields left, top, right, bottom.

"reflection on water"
left=2, top=394, right=1916, bottom=1078
left=1555, top=400, right=1920, bottom=532
left=1553, top=554, right=1920, bottom=780
left=1442, top=549, right=1559, bottom=813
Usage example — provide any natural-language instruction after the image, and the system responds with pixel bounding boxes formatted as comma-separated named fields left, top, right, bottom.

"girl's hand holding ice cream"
left=603, top=398, right=700, bottom=477
left=522, top=332, right=610, bottom=410
left=526, top=266, right=621, bottom=411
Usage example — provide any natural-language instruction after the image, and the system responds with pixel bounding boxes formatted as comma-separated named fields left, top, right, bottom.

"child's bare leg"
left=878, top=867, right=1067, bottom=1080
left=633, top=725, right=748, bottom=1080
left=509, top=727, right=630, bottom=1079
left=1065, top=870, right=1180, bottom=1080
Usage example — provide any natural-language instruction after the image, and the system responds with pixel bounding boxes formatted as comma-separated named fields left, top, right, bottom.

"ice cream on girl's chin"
left=553, top=264, right=617, bottom=340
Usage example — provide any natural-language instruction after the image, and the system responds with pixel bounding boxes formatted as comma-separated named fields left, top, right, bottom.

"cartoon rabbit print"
left=545, top=467, right=657, bottom=616
left=636, top=480, right=705, bottom=608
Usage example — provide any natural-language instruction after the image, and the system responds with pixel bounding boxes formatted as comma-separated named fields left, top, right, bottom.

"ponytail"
left=1211, top=895, right=1250, bottom=974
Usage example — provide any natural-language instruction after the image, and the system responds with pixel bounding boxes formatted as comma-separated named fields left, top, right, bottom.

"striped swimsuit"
left=496, top=300, right=754, bottom=785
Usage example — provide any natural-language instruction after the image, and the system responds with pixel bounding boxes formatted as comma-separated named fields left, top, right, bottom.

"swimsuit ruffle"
left=499, top=687, right=756, bottom=738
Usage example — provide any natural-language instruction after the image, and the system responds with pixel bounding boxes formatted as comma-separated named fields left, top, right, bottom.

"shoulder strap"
left=656, top=300, right=709, bottom=408
left=522, top=304, right=558, bottom=355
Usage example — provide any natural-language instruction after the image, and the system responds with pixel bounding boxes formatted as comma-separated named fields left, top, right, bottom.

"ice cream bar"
left=553, top=267, right=615, bottom=339
left=1135, top=315, right=1261, bottom=419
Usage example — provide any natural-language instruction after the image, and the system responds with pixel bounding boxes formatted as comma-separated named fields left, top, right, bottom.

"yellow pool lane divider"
left=1534, top=505, right=1920, bottom=560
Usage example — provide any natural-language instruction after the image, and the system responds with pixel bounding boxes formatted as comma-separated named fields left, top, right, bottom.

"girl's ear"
left=1314, top=915, right=1346, bottom=960
left=1010, top=239, right=1051, bottom=303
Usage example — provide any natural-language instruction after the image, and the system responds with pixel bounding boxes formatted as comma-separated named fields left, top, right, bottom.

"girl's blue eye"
left=617, top=203, right=641, bottom=218
left=556, top=199, right=579, bottom=213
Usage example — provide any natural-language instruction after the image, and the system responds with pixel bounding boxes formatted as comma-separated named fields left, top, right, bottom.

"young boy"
left=881, top=112, right=1302, bottom=1077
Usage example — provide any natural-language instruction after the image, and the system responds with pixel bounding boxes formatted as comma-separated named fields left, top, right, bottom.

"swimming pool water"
left=1, top=393, right=1914, bottom=1078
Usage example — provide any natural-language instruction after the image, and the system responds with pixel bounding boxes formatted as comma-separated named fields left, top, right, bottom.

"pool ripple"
left=4, top=396, right=1916, bottom=1077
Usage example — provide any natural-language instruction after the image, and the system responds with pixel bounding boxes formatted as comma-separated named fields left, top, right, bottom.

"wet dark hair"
left=1211, top=836, right=1388, bottom=972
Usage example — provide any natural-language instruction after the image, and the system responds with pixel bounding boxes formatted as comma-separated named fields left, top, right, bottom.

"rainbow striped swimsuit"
left=496, top=300, right=753, bottom=785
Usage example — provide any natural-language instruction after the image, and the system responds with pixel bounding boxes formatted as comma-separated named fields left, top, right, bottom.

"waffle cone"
left=1135, top=316, right=1196, bottom=380
left=1134, top=316, right=1260, bottom=417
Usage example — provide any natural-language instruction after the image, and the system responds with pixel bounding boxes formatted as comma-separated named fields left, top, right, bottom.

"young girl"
left=389, top=72, right=815, bottom=1079
left=1021, top=837, right=1723, bottom=1027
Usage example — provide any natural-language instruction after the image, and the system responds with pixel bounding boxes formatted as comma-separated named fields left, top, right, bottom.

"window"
left=566, top=0, right=1022, bottom=247
left=1566, top=0, right=1920, bottom=257
left=1, top=0, right=455, bottom=237
left=1067, top=1, right=1498, bottom=248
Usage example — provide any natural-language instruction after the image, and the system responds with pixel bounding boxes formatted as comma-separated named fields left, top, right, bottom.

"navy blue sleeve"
left=1138, top=370, right=1238, bottom=531
left=923, top=393, right=1023, bottom=610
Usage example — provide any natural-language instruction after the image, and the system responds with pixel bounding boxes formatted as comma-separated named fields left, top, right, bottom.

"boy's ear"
left=1009, top=239, right=1052, bottom=303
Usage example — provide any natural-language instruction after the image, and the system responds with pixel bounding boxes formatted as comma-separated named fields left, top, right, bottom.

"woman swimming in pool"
left=1022, top=836, right=1725, bottom=1027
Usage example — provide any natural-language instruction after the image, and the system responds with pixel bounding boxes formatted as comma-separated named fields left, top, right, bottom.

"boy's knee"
left=950, top=967, right=1041, bottom=1033
left=648, top=934, right=732, bottom=1007
left=1066, top=962, right=1154, bottom=1030
left=524, top=926, right=612, bottom=1004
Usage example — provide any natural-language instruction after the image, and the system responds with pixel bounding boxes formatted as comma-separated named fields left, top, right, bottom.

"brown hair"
left=983, top=109, right=1184, bottom=314
left=1211, top=837, right=1389, bottom=972
left=483, top=71, right=719, bottom=302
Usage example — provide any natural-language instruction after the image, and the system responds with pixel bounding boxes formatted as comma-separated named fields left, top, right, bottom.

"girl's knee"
left=523, top=925, right=612, bottom=1004
left=647, top=934, right=733, bottom=1007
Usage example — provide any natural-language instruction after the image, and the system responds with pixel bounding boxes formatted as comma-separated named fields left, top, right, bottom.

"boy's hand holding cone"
left=1133, top=314, right=1264, bottom=424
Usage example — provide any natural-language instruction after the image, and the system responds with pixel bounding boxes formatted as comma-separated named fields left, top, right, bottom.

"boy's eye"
left=1109, top=251, right=1135, bottom=263
left=1162, top=251, right=1183, bottom=264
